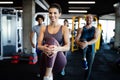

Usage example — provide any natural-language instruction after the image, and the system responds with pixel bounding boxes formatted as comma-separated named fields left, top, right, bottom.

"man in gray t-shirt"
left=30, top=14, right=44, bottom=54
left=30, top=14, right=44, bottom=77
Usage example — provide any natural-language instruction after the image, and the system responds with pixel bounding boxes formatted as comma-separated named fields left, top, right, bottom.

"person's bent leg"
left=42, top=37, right=67, bottom=80
left=44, top=53, right=57, bottom=80
left=61, top=51, right=67, bottom=76
left=79, top=46, right=88, bottom=70
left=43, top=37, right=59, bottom=80
left=84, top=46, right=95, bottom=80
left=82, top=47, right=88, bottom=70
left=79, top=39, right=88, bottom=70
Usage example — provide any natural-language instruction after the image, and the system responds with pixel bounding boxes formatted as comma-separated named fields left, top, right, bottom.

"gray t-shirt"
left=32, top=25, right=41, bottom=40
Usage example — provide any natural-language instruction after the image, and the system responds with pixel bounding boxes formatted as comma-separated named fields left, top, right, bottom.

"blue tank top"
left=80, top=26, right=95, bottom=53
left=44, top=26, right=64, bottom=45
left=80, top=26, right=95, bottom=41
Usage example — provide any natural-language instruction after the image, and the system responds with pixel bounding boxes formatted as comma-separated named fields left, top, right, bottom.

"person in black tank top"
left=37, top=3, right=70, bottom=80
left=75, top=14, right=100, bottom=80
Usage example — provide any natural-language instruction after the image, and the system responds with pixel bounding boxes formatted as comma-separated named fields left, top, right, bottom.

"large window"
left=99, top=20, right=115, bottom=43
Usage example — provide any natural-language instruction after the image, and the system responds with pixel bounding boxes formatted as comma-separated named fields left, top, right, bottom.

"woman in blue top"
left=38, top=3, right=70, bottom=80
left=75, top=14, right=100, bottom=80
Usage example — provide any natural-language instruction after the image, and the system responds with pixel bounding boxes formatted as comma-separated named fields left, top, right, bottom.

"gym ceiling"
left=0, top=0, right=120, bottom=17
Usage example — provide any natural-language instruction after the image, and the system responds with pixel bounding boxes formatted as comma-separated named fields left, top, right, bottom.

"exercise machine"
left=0, top=8, right=18, bottom=59
left=71, top=16, right=80, bottom=52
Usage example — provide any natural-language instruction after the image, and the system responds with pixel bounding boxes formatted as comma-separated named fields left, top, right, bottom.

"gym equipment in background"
left=0, top=8, right=23, bottom=60
left=11, top=52, right=38, bottom=64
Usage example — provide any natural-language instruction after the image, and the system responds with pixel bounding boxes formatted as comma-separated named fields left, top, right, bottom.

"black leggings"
left=79, top=45, right=95, bottom=80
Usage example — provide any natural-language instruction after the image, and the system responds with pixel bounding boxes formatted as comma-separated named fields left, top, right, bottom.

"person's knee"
left=45, top=37, right=59, bottom=46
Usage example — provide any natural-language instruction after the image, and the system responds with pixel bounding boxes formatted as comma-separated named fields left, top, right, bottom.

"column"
left=114, top=2, right=120, bottom=48
left=22, top=0, right=35, bottom=53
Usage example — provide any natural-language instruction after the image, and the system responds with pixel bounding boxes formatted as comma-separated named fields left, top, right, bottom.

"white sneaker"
left=43, top=76, right=53, bottom=80
left=49, top=76, right=53, bottom=80
left=43, top=76, right=49, bottom=80
left=36, top=74, right=40, bottom=77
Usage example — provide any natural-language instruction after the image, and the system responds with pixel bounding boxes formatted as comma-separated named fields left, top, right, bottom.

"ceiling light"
left=68, top=1, right=95, bottom=4
left=69, top=7, right=90, bottom=9
left=68, top=10, right=87, bottom=13
left=35, top=0, right=48, bottom=10
left=41, top=0, right=49, bottom=9
left=0, top=1, right=13, bottom=4
left=113, top=3, right=119, bottom=8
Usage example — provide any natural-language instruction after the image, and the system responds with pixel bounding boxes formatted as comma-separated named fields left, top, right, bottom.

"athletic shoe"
left=82, top=60, right=88, bottom=70
left=43, top=76, right=53, bottom=80
left=36, top=73, right=40, bottom=77
left=61, top=68, right=65, bottom=76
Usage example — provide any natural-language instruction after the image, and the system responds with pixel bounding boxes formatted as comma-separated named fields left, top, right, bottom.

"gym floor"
left=0, top=44, right=120, bottom=80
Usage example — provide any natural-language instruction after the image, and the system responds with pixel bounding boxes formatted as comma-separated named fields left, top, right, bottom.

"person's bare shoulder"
left=41, top=25, right=47, bottom=32
left=62, top=25, right=69, bottom=32
left=77, top=27, right=83, bottom=33
left=95, top=27, right=100, bottom=33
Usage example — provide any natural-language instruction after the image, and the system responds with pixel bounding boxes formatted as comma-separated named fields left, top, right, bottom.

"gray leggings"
left=40, top=37, right=67, bottom=79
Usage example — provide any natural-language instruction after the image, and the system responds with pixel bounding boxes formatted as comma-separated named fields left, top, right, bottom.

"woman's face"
left=48, top=8, right=61, bottom=22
